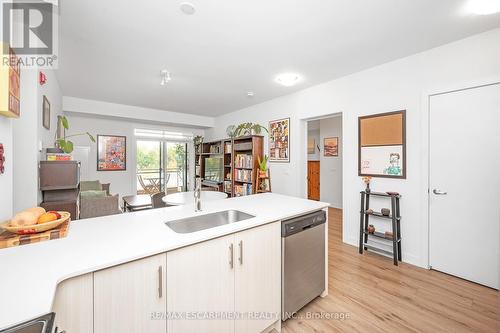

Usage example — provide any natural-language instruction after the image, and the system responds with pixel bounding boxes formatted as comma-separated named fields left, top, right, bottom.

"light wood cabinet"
left=93, top=253, right=167, bottom=333
left=167, top=222, right=281, bottom=333
left=167, top=233, right=235, bottom=333
left=52, top=273, right=93, bottom=333
left=235, top=222, right=281, bottom=333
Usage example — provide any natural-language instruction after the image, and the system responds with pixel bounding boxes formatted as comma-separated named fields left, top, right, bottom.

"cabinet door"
left=235, top=222, right=281, bottom=333
left=167, top=234, right=235, bottom=333
left=52, top=273, right=93, bottom=333
left=94, top=253, right=166, bottom=333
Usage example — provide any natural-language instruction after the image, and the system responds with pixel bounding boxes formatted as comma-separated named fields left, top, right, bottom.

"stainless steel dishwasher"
left=282, top=210, right=326, bottom=320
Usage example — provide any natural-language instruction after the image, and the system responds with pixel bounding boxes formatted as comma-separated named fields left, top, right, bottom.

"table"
left=122, top=194, right=153, bottom=212
left=163, top=191, right=228, bottom=206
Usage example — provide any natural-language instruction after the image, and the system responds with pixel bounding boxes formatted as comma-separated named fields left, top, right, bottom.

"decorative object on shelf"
left=97, top=135, right=126, bottom=171
left=226, top=125, right=236, bottom=138
left=359, top=190, right=402, bottom=265
left=362, top=176, right=372, bottom=193
left=193, top=135, right=204, bottom=146
left=235, top=122, right=268, bottom=137
left=269, top=117, right=290, bottom=162
left=0, top=143, right=4, bottom=174
left=307, top=137, right=315, bottom=154
left=381, top=208, right=390, bottom=216
left=0, top=44, right=20, bottom=118
left=39, top=71, right=47, bottom=85
left=42, top=95, right=50, bottom=130
left=324, top=137, right=338, bottom=157
left=256, top=168, right=272, bottom=194
left=54, top=116, right=95, bottom=154
left=359, top=110, right=406, bottom=179
left=257, top=155, right=268, bottom=177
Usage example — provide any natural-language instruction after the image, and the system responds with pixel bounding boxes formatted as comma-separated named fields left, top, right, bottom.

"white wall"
left=206, top=28, right=500, bottom=268
left=319, top=116, right=342, bottom=208
left=65, top=114, right=205, bottom=200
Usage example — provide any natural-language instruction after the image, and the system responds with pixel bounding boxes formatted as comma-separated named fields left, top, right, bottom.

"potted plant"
left=53, top=116, right=95, bottom=154
left=258, top=155, right=269, bottom=178
left=235, top=123, right=268, bottom=137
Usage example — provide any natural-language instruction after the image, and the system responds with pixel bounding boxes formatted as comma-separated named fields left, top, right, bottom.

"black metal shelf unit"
left=359, top=190, right=402, bottom=265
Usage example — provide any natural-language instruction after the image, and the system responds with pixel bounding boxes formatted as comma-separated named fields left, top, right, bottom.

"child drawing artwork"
left=384, top=153, right=402, bottom=176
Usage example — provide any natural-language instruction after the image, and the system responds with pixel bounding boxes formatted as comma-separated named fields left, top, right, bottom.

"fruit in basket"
left=47, top=211, right=62, bottom=219
left=37, top=212, right=58, bottom=224
left=25, top=207, right=46, bottom=219
left=11, top=211, right=38, bottom=227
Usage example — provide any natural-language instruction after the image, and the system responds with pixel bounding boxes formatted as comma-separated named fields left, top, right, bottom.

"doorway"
left=306, top=115, right=342, bottom=208
left=136, top=140, right=188, bottom=195
left=429, top=83, right=499, bottom=289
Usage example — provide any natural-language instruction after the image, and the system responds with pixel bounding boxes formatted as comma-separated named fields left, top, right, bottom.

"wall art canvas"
left=324, top=137, right=338, bottom=157
left=1, top=46, right=21, bottom=118
left=42, top=95, right=50, bottom=130
left=269, top=117, right=290, bottom=162
left=359, top=110, right=406, bottom=178
left=97, top=135, right=127, bottom=171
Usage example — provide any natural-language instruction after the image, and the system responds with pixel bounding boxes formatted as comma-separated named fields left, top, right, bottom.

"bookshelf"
left=194, top=136, right=264, bottom=197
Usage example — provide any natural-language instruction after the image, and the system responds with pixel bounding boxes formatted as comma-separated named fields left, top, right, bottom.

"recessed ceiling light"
left=180, top=2, right=196, bottom=15
left=247, top=91, right=255, bottom=98
left=275, top=73, right=301, bottom=87
left=160, top=70, right=171, bottom=85
left=465, top=0, right=500, bottom=15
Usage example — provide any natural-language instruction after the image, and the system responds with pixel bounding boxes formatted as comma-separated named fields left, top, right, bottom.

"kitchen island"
left=0, top=193, right=329, bottom=332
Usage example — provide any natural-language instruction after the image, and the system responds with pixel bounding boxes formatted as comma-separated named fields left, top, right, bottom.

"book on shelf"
left=234, top=169, right=252, bottom=182
left=224, top=180, right=232, bottom=193
left=224, top=143, right=232, bottom=154
left=234, top=183, right=252, bottom=196
left=234, top=154, right=253, bottom=168
left=46, top=153, right=72, bottom=161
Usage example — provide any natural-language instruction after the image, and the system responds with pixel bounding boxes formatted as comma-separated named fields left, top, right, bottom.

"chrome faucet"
left=194, top=178, right=202, bottom=212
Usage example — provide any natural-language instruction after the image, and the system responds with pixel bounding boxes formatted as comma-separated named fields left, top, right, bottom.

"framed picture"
left=324, top=137, right=338, bottom=157
left=358, top=110, right=406, bottom=178
left=42, top=96, right=50, bottom=130
left=97, top=135, right=127, bottom=171
left=269, top=117, right=290, bottom=162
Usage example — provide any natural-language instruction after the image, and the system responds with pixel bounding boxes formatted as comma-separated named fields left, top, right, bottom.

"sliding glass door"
left=136, top=140, right=187, bottom=194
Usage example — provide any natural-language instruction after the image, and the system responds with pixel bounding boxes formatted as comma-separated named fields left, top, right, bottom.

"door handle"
left=238, top=240, right=243, bottom=265
left=158, top=265, right=163, bottom=298
left=229, top=243, right=234, bottom=269
left=433, top=189, right=448, bottom=195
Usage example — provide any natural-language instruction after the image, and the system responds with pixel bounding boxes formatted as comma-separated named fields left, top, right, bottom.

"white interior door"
left=72, top=146, right=90, bottom=180
left=429, top=83, right=500, bottom=289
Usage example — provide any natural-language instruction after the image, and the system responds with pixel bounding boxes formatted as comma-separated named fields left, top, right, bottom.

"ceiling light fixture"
left=465, top=0, right=500, bottom=15
left=180, top=2, right=196, bottom=15
left=160, top=70, right=171, bottom=85
left=247, top=91, right=255, bottom=98
left=275, top=72, right=301, bottom=87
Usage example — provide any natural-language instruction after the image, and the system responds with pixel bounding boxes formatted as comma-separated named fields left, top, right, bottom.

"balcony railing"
left=137, top=167, right=185, bottom=194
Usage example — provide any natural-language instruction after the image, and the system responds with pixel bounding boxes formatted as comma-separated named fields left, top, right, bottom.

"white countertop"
left=0, top=193, right=328, bottom=329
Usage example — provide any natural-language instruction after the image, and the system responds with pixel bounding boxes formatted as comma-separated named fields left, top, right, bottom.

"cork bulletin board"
left=358, top=110, right=406, bottom=178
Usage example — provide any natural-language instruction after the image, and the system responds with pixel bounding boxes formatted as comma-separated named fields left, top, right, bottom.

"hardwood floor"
left=281, top=208, right=499, bottom=333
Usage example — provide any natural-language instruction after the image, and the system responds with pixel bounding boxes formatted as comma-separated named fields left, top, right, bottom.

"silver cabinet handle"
left=238, top=240, right=243, bottom=265
left=158, top=266, right=163, bottom=298
left=433, top=189, right=448, bottom=195
left=229, top=243, right=234, bottom=269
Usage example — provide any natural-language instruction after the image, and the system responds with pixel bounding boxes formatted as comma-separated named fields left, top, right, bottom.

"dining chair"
left=151, top=191, right=167, bottom=208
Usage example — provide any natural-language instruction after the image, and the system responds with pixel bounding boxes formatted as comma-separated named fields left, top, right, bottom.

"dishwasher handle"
left=282, top=210, right=326, bottom=237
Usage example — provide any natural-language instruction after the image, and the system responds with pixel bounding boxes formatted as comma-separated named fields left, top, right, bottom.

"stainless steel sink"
left=165, top=210, right=255, bottom=233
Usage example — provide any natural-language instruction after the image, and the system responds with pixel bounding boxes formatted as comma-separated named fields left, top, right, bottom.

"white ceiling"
left=58, top=0, right=500, bottom=116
